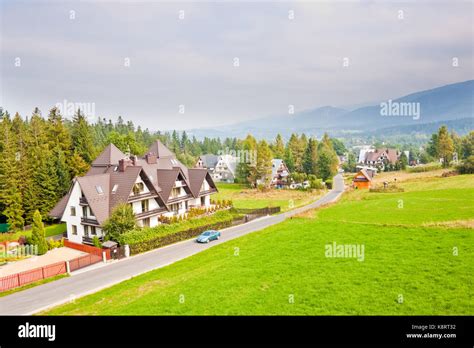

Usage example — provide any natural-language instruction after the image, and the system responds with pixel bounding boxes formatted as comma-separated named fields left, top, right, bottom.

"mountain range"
left=187, top=80, right=473, bottom=139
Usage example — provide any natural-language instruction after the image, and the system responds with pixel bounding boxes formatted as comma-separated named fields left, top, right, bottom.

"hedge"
left=406, top=163, right=442, bottom=173
left=127, top=218, right=236, bottom=254
left=117, top=211, right=236, bottom=250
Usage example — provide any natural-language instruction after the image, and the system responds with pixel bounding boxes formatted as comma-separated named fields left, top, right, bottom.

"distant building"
left=196, top=154, right=238, bottom=183
left=271, top=159, right=290, bottom=188
left=352, top=169, right=374, bottom=189
left=359, top=148, right=405, bottom=169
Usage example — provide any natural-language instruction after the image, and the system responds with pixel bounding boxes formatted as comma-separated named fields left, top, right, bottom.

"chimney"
left=130, top=155, right=137, bottom=166
left=145, top=152, right=157, bottom=164
left=118, top=158, right=132, bottom=172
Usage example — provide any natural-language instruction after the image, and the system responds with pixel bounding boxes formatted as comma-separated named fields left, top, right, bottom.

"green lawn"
left=43, top=174, right=473, bottom=315
left=0, top=223, right=66, bottom=243
left=214, top=183, right=324, bottom=212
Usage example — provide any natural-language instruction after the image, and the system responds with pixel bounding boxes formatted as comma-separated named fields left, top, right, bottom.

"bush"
left=325, top=179, right=333, bottom=189
left=406, top=163, right=442, bottom=173
left=92, top=236, right=101, bottom=248
left=103, top=203, right=137, bottom=242
left=456, top=155, right=474, bottom=174
left=369, top=185, right=404, bottom=193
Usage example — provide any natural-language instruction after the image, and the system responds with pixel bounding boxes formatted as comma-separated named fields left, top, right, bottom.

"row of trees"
left=235, top=132, right=340, bottom=187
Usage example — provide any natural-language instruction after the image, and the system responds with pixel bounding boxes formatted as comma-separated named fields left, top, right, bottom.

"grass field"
left=0, top=223, right=66, bottom=243
left=43, top=174, right=473, bottom=315
left=214, top=183, right=324, bottom=212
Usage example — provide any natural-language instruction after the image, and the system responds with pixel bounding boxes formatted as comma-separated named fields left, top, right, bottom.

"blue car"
left=196, top=230, right=221, bottom=243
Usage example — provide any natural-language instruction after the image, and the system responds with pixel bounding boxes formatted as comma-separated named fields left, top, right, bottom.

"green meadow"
left=43, top=174, right=473, bottom=315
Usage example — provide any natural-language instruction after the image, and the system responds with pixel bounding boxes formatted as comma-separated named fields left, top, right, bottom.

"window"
left=133, top=182, right=144, bottom=195
left=141, top=199, right=149, bottom=213
left=142, top=218, right=150, bottom=227
left=82, top=206, right=88, bottom=217
left=112, top=184, right=119, bottom=193
left=70, top=206, right=76, bottom=216
left=91, top=226, right=97, bottom=235
left=84, top=225, right=89, bottom=237
left=172, top=187, right=180, bottom=198
left=71, top=225, right=78, bottom=235
left=171, top=203, right=179, bottom=212
left=95, top=185, right=104, bottom=194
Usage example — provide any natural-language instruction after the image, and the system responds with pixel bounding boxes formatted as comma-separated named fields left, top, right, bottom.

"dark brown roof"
left=92, top=144, right=126, bottom=166
left=148, top=139, right=174, bottom=158
left=156, top=168, right=181, bottom=203
left=49, top=192, right=70, bottom=218
left=187, top=169, right=216, bottom=197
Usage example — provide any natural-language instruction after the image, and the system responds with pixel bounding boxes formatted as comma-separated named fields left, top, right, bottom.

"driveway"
left=0, top=174, right=345, bottom=315
left=0, top=247, right=87, bottom=277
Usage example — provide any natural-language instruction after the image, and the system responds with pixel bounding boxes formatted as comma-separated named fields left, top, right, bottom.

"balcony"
left=81, top=217, right=100, bottom=226
left=135, top=207, right=167, bottom=219
left=168, top=193, right=193, bottom=204
left=79, top=197, right=88, bottom=205
left=82, top=235, right=104, bottom=245
left=128, top=191, right=154, bottom=202
left=174, top=180, right=187, bottom=188
left=198, top=188, right=218, bottom=197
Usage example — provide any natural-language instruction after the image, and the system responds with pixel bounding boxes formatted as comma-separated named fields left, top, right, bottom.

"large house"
left=196, top=154, right=237, bottom=183
left=50, top=140, right=217, bottom=245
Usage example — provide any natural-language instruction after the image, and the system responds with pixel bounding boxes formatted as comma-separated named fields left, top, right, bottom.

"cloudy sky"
left=1, top=0, right=472, bottom=130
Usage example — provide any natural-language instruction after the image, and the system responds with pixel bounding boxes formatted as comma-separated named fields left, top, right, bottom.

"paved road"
left=0, top=175, right=345, bottom=315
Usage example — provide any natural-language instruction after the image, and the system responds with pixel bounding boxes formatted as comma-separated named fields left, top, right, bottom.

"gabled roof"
left=353, top=169, right=373, bottom=182
left=198, top=154, right=219, bottom=168
left=148, top=139, right=174, bottom=158
left=92, top=144, right=126, bottom=166
left=108, top=166, right=143, bottom=212
left=49, top=192, right=70, bottom=218
left=76, top=174, right=111, bottom=225
left=156, top=168, right=181, bottom=204
left=187, top=168, right=213, bottom=197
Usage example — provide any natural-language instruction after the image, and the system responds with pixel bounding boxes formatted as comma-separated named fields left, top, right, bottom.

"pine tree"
left=71, top=109, right=95, bottom=163
left=254, top=140, right=273, bottom=187
left=31, top=210, right=48, bottom=255
left=303, top=138, right=318, bottom=175
left=288, top=133, right=305, bottom=172
left=272, top=134, right=285, bottom=159
left=284, top=145, right=295, bottom=172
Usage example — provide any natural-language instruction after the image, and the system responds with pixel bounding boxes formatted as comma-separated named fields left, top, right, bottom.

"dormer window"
left=112, top=184, right=119, bottom=193
left=133, top=182, right=144, bottom=195
left=96, top=185, right=104, bottom=194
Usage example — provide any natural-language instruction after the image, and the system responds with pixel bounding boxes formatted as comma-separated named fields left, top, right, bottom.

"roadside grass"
left=317, top=175, right=474, bottom=226
left=214, top=183, right=324, bottom=212
left=0, top=274, right=68, bottom=298
left=43, top=173, right=473, bottom=315
left=0, top=223, right=66, bottom=243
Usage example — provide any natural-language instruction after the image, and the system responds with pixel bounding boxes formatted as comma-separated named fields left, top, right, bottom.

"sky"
left=0, top=0, right=473, bottom=131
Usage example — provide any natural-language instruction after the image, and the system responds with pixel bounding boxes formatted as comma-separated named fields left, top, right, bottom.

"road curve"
left=0, top=175, right=345, bottom=315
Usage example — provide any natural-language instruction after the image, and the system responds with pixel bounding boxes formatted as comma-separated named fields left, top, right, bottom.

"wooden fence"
left=64, top=239, right=110, bottom=260
left=0, top=245, right=105, bottom=292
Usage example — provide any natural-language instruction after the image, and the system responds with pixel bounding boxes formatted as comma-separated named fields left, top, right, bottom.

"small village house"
left=352, top=168, right=374, bottom=189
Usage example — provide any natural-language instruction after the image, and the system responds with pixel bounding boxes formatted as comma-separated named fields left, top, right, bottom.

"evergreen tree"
left=272, top=134, right=285, bottom=159
left=31, top=210, right=48, bottom=255
left=284, top=145, right=295, bottom=172
left=303, top=138, right=318, bottom=175
left=254, top=140, right=273, bottom=187
left=71, top=109, right=95, bottom=163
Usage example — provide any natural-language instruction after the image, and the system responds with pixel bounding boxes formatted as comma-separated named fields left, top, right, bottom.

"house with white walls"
left=50, top=140, right=217, bottom=245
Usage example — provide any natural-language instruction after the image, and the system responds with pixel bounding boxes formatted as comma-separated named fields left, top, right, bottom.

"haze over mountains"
left=187, top=80, right=473, bottom=140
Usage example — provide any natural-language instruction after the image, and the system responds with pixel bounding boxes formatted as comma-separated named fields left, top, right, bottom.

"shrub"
left=117, top=210, right=236, bottom=252
left=325, top=179, right=333, bottom=189
left=406, top=163, right=442, bottom=173
left=456, top=155, right=474, bottom=174
left=47, top=238, right=63, bottom=250
left=31, top=210, right=48, bottom=255
left=103, top=203, right=137, bottom=242
left=92, top=236, right=101, bottom=248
